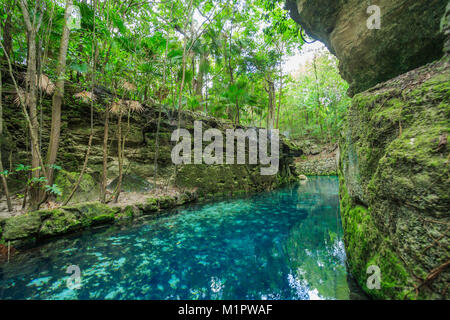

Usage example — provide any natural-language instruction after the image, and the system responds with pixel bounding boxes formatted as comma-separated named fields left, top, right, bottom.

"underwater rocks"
left=339, top=56, right=450, bottom=299
left=286, top=0, right=448, bottom=95
left=0, top=191, right=197, bottom=252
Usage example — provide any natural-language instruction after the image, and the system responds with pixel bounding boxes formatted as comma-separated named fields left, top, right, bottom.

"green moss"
left=158, top=196, right=176, bottom=209
left=123, top=205, right=135, bottom=218
left=2, top=212, right=41, bottom=241
left=54, top=170, right=97, bottom=203
left=39, top=209, right=82, bottom=237
left=143, top=197, right=159, bottom=212
left=63, top=202, right=116, bottom=226
left=339, top=179, right=412, bottom=299
left=339, top=57, right=450, bottom=299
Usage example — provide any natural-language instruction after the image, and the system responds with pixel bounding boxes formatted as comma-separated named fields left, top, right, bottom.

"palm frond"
left=24, top=73, right=55, bottom=95
left=74, top=91, right=96, bottom=103
left=121, top=81, right=137, bottom=91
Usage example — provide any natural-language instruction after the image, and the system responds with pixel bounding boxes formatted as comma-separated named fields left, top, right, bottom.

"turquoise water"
left=0, top=176, right=363, bottom=300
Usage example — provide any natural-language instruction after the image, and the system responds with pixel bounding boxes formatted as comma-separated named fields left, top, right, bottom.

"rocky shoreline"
left=0, top=191, right=198, bottom=255
left=294, top=142, right=339, bottom=176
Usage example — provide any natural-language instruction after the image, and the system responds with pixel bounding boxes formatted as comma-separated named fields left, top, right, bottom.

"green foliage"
left=15, top=164, right=31, bottom=172
left=281, top=51, right=350, bottom=142
left=45, top=184, right=63, bottom=196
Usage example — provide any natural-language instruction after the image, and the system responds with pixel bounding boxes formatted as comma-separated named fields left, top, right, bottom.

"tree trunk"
left=173, top=0, right=193, bottom=184
left=313, top=55, right=323, bottom=135
left=1, top=1, right=13, bottom=63
left=276, top=54, right=283, bottom=129
left=266, top=77, right=275, bottom=130
left=63, top=0, right=97, bottom=206
left=46, top=0, right=72, bottom=185
left=26, top=32, right=41, bottom=209
left=100, top=105, right=109, bottom=203
left=113, top=110, right=123, bottom=203
left=0, top=68, right=12, bottom=212
left=154, top=3, right=173, bottom=186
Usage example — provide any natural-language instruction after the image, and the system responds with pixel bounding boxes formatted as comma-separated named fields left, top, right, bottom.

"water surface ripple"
left=0, top=176, right=363, bottom=300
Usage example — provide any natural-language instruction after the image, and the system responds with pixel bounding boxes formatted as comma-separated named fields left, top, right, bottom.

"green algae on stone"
left=63, top=202, right=117, bottom=226
left=142, top=198, right=159, bottom=213
left=107, top=174, right=153, bottom=193
left=39, top=209, right=82, bottom=237
left=2, top=212, right=41, bottom=241
left=54, top=170, right=97, bottom=203
left=158, top=196, right=177, bottom=209
left=339, top=57, right=450, bottom=299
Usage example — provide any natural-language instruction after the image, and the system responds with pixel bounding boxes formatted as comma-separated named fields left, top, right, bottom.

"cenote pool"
left=0, top=176, right=365, bottom=300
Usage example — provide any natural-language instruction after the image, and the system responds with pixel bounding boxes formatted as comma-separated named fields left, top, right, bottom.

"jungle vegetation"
left=0, top=0, right=349, bottom=211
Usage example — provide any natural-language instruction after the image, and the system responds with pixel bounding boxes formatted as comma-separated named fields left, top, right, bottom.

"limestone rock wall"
left=339, top=56, right=449, bottom=299
left=1, top=83, right=300, bottom=204
left=286, top=0, right=448, bottom=96
left=287, top=0, right=450, bottom=299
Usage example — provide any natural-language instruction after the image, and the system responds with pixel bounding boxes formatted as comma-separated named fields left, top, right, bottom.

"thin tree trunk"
left=13, top=1, right=46, bottom=209
left=113, top=110, right=123, bottom=203
left=100, top=104, right=109, bottom=203
left=276, top=48, right=283, bottom=129
left=63, top=134, right=93, bottom=206
left=154, top=3, right=173, bottom=186
left=26, top=33, right=41, bottom=209
left=266, top=77, right=275, bottom=129
left=0, top=68, right=12, bottom=212
left=63, top=0, right=97, bottom=206
left=172, top=0, right=194, bottom=184
left=46, top=0, right=72, bottom=185
left=313, top=55, right=323, bottom=135
left=1, top=0, right=13, bottom=63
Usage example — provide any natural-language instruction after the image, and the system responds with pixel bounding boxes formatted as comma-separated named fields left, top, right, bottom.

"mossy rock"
left=116, top=205, right=137, bottom=220
left=175, top=164, right=264, bottom=196
left=158, top=196, right=177, bottom=209
left=54, top=170, right=98, bottom=203
left=39, top=209, right=82, bottom=238
left=142, top=197, right=159, bottom=213
left=63, top=202, right=117, bottom=226
left=106, top=174, right=153, bottom=193
left=339, top=56, right=450, bottom=299
left=2, top=212, right=41, bottom=241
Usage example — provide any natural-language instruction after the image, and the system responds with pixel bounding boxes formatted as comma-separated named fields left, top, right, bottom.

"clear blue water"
left=0, top=176, right=364, bottom=300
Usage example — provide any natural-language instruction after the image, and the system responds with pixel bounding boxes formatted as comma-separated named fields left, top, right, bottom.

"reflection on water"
left=0, top=176, right=365, bottom=300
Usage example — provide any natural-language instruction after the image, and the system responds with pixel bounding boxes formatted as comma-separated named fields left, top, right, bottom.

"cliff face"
left=286, top=0, right=447, bottom=96
left=288, top=0, right=450, bottom=299
left=1, top=82, right=300, bottom=203
left=0, top=83, right=301, bottom=250
left=340, top=57, right=450, bottom=299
